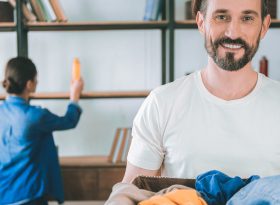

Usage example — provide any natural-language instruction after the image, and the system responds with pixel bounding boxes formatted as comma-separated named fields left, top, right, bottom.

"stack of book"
left=108, top=128, right=132, bottom=164
left=8, top=0, right=67, bottom=22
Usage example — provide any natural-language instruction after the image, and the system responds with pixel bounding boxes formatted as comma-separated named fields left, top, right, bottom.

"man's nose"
left=224, top=20, right=242, bottom=40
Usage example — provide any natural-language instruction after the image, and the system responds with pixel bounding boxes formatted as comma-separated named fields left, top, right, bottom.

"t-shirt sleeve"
left=127, top=91, right=164, bottom=170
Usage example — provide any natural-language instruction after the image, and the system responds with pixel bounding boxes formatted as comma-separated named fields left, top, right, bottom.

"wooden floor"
left=49, top=201, right=104, bottom=205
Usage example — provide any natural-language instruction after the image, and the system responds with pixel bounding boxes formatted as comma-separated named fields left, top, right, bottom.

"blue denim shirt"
left=0, top=96, right=82, bottom=204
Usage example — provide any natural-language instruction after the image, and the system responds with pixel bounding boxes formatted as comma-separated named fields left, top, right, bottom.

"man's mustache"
left=213, top=37, right=249, bottom=50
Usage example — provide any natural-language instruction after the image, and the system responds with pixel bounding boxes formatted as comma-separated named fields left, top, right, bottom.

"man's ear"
left=260, top=14, right=271, bottom=39
left=196, top=11, right=205, bottom=34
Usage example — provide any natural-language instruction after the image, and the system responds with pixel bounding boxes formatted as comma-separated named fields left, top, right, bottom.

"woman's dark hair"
left=2, top=57, right=37, bottom=94
left=192, top=0, right=269, bottom=20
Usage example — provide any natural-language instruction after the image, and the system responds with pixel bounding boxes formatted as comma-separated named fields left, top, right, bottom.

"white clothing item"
left=127, top=71, right=280, bottom=178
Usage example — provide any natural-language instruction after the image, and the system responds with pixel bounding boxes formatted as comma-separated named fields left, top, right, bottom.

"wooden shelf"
left=0, top=91, right=150, bottom=100
left=60, top=156, right=126, bottom=168
left=19, top=19, right=280, bottom=31
left=175, top=20, right=197, bottom=29
left=26, top=21, right=168, bottom=31
left=270, top=19, right=280, bottom=28
left=0, top=22, right=16, bottom=32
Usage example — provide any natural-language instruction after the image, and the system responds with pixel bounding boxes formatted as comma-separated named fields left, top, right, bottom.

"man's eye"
left=243, top=16, right=254, bottom=21
left=215, top=15, right=229, bottom=21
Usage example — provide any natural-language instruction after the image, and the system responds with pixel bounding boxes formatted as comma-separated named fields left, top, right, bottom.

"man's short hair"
left=192, top=0, right=269, bottom=20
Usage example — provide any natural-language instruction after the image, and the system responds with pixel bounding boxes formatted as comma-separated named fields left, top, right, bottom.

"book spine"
left=8, top=0, right=37, bottom=22
left=29, top=0, right=46, bottom=21
left=37, top=0, right=51, bottom=21
left=41, top=0, right=56, bottom=21
left=49, top=0, right=67, bottom=22
left=121, top=128, right=132, bottom=162
left=23, top=0, right=37, bottom=22
left=144, top=0, right=162, bottom=21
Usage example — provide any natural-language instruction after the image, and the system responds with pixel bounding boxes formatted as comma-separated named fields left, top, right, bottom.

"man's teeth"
left=222, top=43, right=242, bottom=49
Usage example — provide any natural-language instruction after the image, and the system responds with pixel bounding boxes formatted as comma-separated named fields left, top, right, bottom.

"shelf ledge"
left=60, top=156, right=126, bottom=168
left=0, top=22, right=16, bottom=32
left=0, top=91, right=150, bottom=100
left=26, top=21, right=168, bottom=31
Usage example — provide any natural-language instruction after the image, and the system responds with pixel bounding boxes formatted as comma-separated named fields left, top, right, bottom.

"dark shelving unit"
left=13, top=0, right=176, bottom=87
left=3, top=0, right=280, bottom=98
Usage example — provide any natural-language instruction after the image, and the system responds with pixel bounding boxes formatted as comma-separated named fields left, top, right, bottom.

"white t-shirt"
left=127, top=71, right=280, bottom=178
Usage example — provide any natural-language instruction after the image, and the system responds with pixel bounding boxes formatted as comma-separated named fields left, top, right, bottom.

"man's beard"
left=205, top=34, right=260, bottom=71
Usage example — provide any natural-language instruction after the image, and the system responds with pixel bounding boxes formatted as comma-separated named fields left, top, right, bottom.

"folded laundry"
left=195, top=170, right=260, bottom=205
left=105, top=170, right=261, bottom=205
left=105, top=183, right=204, bottom=205
left=226, top=175, right=280, bottom=205
left=139, top=189, right=207, bottom=205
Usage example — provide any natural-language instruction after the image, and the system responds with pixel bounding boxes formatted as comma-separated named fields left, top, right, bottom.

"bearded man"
left=122, top=0, right=278, bottom=182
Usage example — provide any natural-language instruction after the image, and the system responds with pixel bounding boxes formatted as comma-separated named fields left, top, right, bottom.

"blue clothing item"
left=0, top=96, right=82, bottom=205
left=195, top=170, right=260, bottom=205
left=227, top=175, right=280, bottom=205
left=20, top=197, right=48, bottom=205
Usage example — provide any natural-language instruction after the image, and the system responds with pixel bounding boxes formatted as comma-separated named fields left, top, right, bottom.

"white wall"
left=1, top=0, right=280, bottom=156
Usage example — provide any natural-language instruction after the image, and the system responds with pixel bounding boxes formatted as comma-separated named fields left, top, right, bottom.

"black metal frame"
left=16, top=0, right=28, bottom=57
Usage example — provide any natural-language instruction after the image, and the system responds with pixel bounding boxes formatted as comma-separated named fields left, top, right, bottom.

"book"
left=8, top=0, right=36, bottom=22
left=112, top=129, right=124, bottom=163
left=143, top=0, right=163, bottom=21
left=121, top=128, right=132, bottom=162
left=108, top=128, right=121, bottom=163
left=49, top=0, right=67, bottom=22
left=30, top=0, right=46, bottom=21
left=108, top=128, right=133, bottom=163
left=39, top=0, right=56, bottom=22
left=115, top=128, right=128, bottom=163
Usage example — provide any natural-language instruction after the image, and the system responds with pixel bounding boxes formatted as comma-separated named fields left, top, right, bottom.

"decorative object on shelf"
left=49, top=0, right=67, bottom=22
left=0, top=1, right=14, bottom=22
left=185, top=0, right=194, bottom=20
left=108, top=128, right=132, bottom=163
left=268, top=0, right=277, bottom=19
left=143, top=0, right=163, bottom=21
left=259, top=56, right=268, bottom=77
left=72, top=58, right=81, bottom=81
left=8, top=0, right=37, bottom=22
